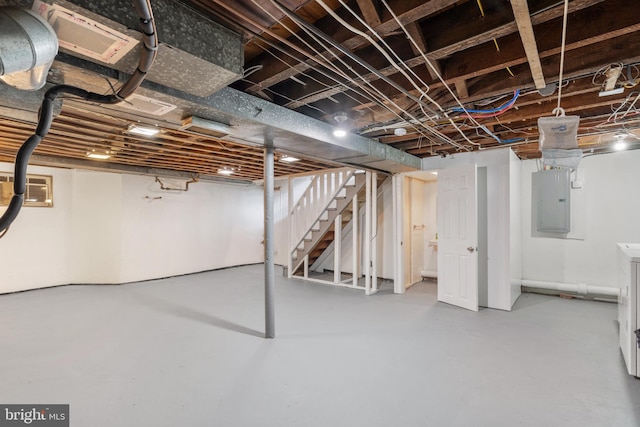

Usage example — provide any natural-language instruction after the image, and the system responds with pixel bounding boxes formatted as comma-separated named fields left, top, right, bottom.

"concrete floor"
left=1, top=264, right=638, bottom=426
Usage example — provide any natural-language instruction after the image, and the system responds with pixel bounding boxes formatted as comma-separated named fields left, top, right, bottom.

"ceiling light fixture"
left=394, top=127, right=407, bottom=136
left=127, top=124, right=160, bottom=136
left=86, top=150, right=112, bottom=160
left=614, top=141, right=628, bottom=151
left=333, top=111, right=348, bottom=137
left=217, top=168, right=234, bottom=176
left=280, top=155, right=300, bottom=163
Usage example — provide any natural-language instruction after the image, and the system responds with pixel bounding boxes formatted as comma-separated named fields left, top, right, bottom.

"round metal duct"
left=0, top=7, right=58, bottom=90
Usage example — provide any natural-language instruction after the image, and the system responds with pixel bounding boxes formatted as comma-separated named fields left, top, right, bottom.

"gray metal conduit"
left=0, top=0, right=158, bottom=237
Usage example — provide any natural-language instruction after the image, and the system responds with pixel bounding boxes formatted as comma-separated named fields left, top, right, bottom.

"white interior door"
left=437, top=164, right=478, bottom=311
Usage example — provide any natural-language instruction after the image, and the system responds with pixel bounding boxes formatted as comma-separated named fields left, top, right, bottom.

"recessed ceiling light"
left=614, top=141, right=628, bottom=151
left=218, top=168, right=234, bottom=176
left=280, top=155, right=300, bottom=163
left=333, top=129, right=347, bottom=137
left=127, top=124, right=160, bottom=136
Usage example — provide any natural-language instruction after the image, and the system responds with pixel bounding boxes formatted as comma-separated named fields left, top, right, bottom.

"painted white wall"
left=408, top=177, right=425, bottom=283
left=422, top=148, right=516, bottom=310
left=70, top=170, right=123, bottom=284
left=376, top=177, right=395, bottom=279
left=0, top=163, right=73, bottom=292
left=521, top=149, right=640, bottom=288
left=402, top=176, right=411, bottom=285
left=422, top=180, right=438, bottom=274
left=509, top=149, right=522, bottom=306
left=0, top=163, right=265, bottom=293
left=118, top=174, right=264, bottom=283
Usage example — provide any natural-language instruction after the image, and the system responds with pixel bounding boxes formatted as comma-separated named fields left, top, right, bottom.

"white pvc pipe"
left=412, top=274, right=617, bottom=299
left=521, top=279, right=619, bottom=298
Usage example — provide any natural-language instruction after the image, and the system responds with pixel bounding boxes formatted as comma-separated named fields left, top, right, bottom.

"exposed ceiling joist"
left=355, top=0, right=381, bottom=27
left=510, top=0, right=547, bottom=90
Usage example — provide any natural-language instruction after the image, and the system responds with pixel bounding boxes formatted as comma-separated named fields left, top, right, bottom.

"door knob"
left=467, top=246, right=476, bottom=253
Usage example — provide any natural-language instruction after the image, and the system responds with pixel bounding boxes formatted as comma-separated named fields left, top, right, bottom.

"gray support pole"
left=264, top=142, right=276, bottom=338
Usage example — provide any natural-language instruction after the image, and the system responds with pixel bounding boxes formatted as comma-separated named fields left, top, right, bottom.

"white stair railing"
left=289, top=168, right=356, bottom=261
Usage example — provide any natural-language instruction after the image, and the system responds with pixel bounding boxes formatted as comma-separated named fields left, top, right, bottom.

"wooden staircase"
left=291, top=172, right=391, bottom=278
left=307, top=174, right=388, bottom=274
left=303, top=210, right=354, bottom=274
left=289, top=170, right=365, bottom=276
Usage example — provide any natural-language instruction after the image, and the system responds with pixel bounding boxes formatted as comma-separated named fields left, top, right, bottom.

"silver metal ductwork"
left=0, top=6, right=58, bottom=90
left=29, top=0, right=244, bottom=97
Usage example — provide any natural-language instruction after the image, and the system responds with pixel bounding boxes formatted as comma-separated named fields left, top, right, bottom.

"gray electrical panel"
left=535, top=169, right=571, bottom=233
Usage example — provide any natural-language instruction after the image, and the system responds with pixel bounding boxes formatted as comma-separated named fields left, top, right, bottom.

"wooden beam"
left=467, top=31, right=640, bottom=99
left=510, top=0, right=546, bottom=89
left=443, top=0, right=640, bottom=82
left=405, top=21, right=442, bottom=81
left=355, top=0, right=381, bottom=27
left=454, top=79, right=469, bottom=100
left=424, top=0, right=604, bottom=60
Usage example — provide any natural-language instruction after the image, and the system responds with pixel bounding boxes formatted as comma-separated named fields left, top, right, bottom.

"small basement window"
left=0, top=173, right=53, bottom=207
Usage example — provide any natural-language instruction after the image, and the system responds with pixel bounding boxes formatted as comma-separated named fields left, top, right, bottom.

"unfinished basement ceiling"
left=1, top=0, right=640, bottom=181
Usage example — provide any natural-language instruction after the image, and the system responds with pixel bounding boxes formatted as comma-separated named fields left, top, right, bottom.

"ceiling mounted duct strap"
left=0, top=7, right=58, bottom=90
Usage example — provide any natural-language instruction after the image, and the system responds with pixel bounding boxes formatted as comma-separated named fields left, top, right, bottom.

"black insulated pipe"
left=0, top=0, right=158, bottom=237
